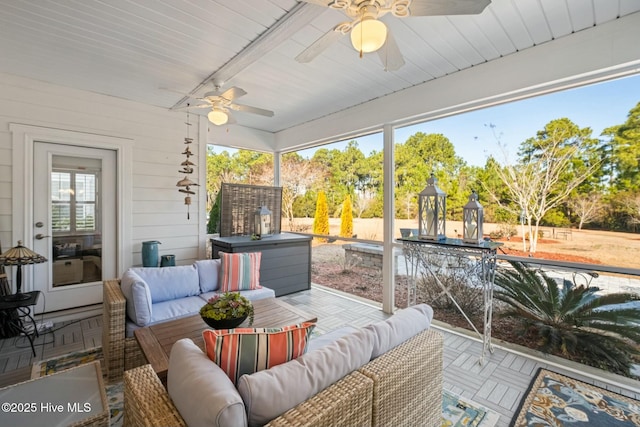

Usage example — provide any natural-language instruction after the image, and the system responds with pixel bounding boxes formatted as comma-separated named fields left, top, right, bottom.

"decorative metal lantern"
left=418, top=173, right=447, bottom=241
left=463, top=191, right=484, bottom=244
left=254, top=205, right=272, bottom=237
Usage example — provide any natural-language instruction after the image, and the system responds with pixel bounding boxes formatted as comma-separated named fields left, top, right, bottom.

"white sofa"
left=103, top=259, right=275, bottom=382
left=123, top=304, right=444, bottom=427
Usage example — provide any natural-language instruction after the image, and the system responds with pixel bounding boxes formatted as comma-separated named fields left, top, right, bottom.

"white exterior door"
left=32, top=142, right=116, bottom=313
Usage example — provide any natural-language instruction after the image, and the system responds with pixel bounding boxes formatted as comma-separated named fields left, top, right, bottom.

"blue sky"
left=297, top=73, right=640, bottom=167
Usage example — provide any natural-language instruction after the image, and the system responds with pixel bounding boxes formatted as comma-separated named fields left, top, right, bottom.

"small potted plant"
left=200, top=292, right=254, bottom=329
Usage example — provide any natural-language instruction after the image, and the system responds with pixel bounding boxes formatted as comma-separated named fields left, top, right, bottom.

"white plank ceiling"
left=0, top=0, right=639, bottom=143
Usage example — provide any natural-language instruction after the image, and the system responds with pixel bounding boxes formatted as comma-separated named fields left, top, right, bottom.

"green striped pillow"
left=202, top=322, right=316, bottom=385
left=219, top=252, right=262, bottom=291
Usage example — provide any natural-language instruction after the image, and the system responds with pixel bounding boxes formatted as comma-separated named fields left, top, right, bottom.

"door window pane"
left=51, top=163, right=102, bottom=287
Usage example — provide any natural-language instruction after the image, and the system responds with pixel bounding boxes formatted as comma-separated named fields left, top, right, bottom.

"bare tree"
left=487, top=161, right=538, bottom=251
left=487, top=124, right=600, bottom=253
left=280, top=155, right=323, bottom=230
left=566, top=194, right=603, bottom=230
left=354, top=191, right=373, bottom=218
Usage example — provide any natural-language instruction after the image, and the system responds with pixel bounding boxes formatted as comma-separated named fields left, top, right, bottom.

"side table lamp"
left=0, top=240, right=47, bottom=301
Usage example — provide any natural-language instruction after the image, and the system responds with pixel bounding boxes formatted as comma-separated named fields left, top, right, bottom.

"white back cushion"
left=168, top=338, right=247, bottom=427
left=195, top=259, right=222, bottom=293
left=129, top=265, right=200, bottom=303
left=237, top=327, right=375, bottom=427
left=120, top=270, right=152, bottom=326
left=364, top=303, right=434, bottom=359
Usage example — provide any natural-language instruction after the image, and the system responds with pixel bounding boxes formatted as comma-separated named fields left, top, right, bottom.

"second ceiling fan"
left=187, top=85, right=274, bottom=126
left=296, top=0, right=491, bottom=71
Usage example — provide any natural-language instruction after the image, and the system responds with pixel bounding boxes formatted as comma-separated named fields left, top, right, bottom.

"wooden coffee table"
left=134, top=297, right=317, bottom=383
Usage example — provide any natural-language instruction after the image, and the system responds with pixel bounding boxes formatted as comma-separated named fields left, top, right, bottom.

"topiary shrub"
left=313, top=191, right=330, bottom=242
left=339, top=195, right=353, bottom=238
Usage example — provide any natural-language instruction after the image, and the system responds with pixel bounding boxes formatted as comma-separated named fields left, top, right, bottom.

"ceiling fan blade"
left=378, top=30, right=405, bottom=71
left=230, top=103, right=275, bottom=117
left=173, top=102, right=211, bottom=110
left=296, top=29, right=344, bottom=63
left=218, top=86, right=247, bottom=101
left=296, top=0, right=331, bottom=6
left=409, top=0, right=491, bottom=16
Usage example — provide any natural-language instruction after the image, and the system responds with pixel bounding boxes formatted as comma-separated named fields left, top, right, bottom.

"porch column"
left=382, top=124, right=395, bottom=314
left=274, top=151, right=282, bottom=186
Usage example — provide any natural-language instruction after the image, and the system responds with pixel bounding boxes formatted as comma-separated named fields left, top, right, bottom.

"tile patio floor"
left=1, top=284, right=639, bottom=427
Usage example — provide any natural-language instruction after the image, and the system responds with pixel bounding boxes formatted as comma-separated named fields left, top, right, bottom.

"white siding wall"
left=0, top=72, right=204, bottom=269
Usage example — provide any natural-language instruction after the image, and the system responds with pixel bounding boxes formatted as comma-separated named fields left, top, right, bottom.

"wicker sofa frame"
left=123, top=328, right=443, bottom=427
left=102, top=279, right=147, bottom=383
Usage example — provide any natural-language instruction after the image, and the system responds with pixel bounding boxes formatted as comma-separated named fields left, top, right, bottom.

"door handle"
left=35, top=233, right=50, bottom=240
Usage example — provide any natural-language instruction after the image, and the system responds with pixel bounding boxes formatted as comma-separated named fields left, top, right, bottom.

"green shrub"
left=489, top=223, right=517, bottom=239
left=495, top=260, right=640, bottom=376
left=207, top=191, right=221, bottom=234
left=524, top=230, right=544, bottom=240
left=541, top=208, right=570, bottom=227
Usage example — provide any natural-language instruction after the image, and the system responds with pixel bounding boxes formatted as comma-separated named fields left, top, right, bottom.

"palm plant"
left=494, top=260, right=640, bottom=376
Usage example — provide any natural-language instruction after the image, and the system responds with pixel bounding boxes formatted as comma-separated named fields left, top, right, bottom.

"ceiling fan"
left=185, top=85, right=274, bottom=126
left=296, top=0, right=491, bottom=71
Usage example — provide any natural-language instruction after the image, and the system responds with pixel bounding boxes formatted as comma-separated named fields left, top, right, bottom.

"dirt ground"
left=287, top=217, right=640, bottom=269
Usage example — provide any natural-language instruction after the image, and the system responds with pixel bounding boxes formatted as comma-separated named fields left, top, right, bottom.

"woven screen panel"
left=220, top=183, right=282, bottom=237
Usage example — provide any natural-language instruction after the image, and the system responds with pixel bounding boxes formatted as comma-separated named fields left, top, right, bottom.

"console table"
left=211, top=233, right=312, bottom=296
left=400, top=238, right=502, bottom=365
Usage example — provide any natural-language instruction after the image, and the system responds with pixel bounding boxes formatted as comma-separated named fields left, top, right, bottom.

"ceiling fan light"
left=208, top=109, right=228, bottom=125
left=351, top=18, right=387, bottom=53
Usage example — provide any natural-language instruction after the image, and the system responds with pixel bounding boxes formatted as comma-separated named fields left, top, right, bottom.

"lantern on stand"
left=254, top=205, right=272, bottom=238
left=418, top=174, right=447, bottom=241
left=463, top=191, right=484, bottom=244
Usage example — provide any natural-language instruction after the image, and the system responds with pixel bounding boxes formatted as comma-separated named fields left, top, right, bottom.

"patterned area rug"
left=442, top=390, right=500, bottom=427
left=512, top=368, right=640, bottom=426
left=32, top=347, right=123, bottom=427
left=32, top=347, right=498, bottom=427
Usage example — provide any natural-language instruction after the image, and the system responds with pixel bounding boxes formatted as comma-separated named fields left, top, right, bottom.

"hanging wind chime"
left=176, top=106, right=198, bottom=219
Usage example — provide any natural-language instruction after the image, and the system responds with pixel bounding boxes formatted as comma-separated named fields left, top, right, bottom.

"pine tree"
left=340, top=195, right=353, bottom=238
left=207, top=191, right=221, bottom=234
left=313, top=191, right=330, bottom=242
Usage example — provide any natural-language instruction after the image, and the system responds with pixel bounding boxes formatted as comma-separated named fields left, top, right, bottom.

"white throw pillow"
left=237, top=327, right=375, bottom=427
left=168, top=338, right=247, bottom=427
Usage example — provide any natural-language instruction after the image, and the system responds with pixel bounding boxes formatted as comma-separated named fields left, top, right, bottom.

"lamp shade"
left=0, top=240, right=47, bottom=300
left=351, top=18, right=387, bottom=53
left=0, top=241, right=47, bottom=266
left=208, top=109, right=229, bottom=125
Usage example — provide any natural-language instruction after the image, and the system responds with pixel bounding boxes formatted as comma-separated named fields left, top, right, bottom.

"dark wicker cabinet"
left=211, top=233, right=312, bottom=297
